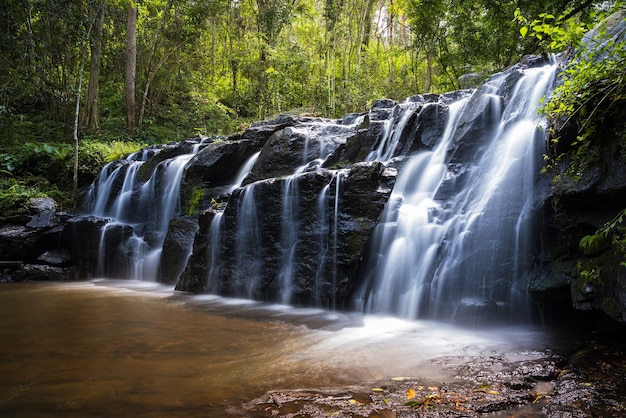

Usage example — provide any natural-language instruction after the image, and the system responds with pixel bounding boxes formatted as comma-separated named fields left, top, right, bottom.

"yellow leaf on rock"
left=406, top=388, right=417, bottom=399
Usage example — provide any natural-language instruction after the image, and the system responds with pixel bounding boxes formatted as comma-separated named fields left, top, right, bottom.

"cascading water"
left=278, top=175, right=300, bottom=304
left=84, top=55, right=557, bottom=325
left=366, top=100, right=421, bottom=162
left=84, top=141, right=207, bottom=280
left=355, top=99, right=469, bottom=319
left=356, top=58, right=557, bottom=323
left=197, top=117, right=367, bottom=304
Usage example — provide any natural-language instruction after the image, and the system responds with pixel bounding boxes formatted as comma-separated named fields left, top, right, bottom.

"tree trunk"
left=137, top=0, right=172, bottom=132
left=125, top=4, right=137, bottom=134
left=388, top=0, right=395, bottom=89
left=84, top=0, right=105, bottom=132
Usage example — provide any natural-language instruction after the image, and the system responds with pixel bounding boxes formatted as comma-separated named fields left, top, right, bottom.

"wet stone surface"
left=236, top=341, right=626, bottom=418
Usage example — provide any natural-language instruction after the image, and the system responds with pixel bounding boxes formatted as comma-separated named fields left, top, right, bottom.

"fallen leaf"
left=532, top=392, right=547, bottom=404
left=475, top=384, right=499, bottom=395
left=405, top=400, right=424, bottom=408
left=406, top=388, right=417, bottom=399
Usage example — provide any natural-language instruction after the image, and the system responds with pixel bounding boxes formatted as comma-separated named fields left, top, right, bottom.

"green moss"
left=185, top=188, right=205, bottom=216
left=576, top=260, right=603, bottom=291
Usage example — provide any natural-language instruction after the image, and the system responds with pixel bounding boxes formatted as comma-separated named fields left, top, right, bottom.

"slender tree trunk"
left=388, top=0, right=395, bottom=89
left=125, top=4, right=137, bottom=134
left=84, top=0, right=104, bottom=131
left=137, top=0, right=172, bottom=132
left=73, top=6, right=97, bottom=207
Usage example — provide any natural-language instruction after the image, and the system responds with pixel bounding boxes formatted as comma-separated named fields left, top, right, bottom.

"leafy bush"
left=523, top=6, right=626, bottom=163
left=0, top=176, right=47, bottom=216
left=580, top=208, right=626, bottom=266
left=545, top=36, right=626, bottom=152
left=77, top=139, right=146, bottom=180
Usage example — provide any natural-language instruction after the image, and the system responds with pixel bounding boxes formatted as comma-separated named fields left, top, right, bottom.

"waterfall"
left=366, top=100, right=420, bottom=162
left=278, top=175, right=300, bottom=304
left=355, top=99, right=469, bottom=318
left=229, top=151, right=261, bottom=193
left=85, top=141, right=206, bottom=280
left=313, top=182, right=331, bottom=305
left=356, top=58, right=557, bottom=322
left=233, top=183, right=263, bottom=298
left=84, top=55, right=557, bottom=325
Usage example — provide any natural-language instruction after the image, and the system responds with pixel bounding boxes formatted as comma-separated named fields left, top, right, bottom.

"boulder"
left=180, top=139, right=262, bottom=214
left=36, top=249, right=74, bottom=267
left=176, top=209, right=218, bottom=293
left=11, top=264, right=81, bottom=282
left=243, top=118, right=358, bottom=185
left=159, top=216, right=198, bottom=284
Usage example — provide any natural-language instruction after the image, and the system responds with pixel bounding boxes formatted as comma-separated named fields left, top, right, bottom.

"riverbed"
left=0, top=280, right=615, bottom=417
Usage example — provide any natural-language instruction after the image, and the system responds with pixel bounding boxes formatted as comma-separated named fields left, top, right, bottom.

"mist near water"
left=0, top=280, right=570, bottom=417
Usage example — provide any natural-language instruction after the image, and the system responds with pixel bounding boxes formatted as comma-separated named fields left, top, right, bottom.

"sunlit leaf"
left=520, top=26, right=528, bottom=38
left=406, top=388, right=417, bottom=399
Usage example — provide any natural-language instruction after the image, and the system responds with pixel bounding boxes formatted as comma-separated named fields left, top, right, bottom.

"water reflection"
left=0, top=280, right=558, bottom=417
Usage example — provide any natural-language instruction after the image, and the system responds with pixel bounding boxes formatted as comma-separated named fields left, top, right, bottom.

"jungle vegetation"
left=0, top=0, right=622, bottom=212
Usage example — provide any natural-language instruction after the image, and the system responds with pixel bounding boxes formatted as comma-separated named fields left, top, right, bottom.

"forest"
left=0, top=0, right=623, bottom=212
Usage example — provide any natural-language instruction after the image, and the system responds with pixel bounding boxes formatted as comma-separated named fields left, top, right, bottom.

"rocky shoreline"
left=234, top=337, right=626, bottom=417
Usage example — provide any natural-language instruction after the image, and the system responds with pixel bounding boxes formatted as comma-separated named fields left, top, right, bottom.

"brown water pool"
left=0, top=280, right=556, bottom=417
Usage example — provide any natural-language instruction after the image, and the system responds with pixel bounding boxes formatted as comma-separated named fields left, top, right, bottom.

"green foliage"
left=185, top=188, right=205, bottom=216
left=576, top=260, right=602, bottom=288
left=545, top=36, right=626, bottom=148
left=528, top=4, right=626, bottom=179
left=78, top=139, right=145, bottom=179
left=580, top=208, right=626, bottom=266
left=515, top=8, right=592, bottom=51
left=0, top=176, right=48, bottom=217
left=0, top=137, right=144, bottom=214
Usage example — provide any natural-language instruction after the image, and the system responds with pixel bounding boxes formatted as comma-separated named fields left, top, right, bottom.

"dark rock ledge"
left=233, top=340, right=626, bottom=418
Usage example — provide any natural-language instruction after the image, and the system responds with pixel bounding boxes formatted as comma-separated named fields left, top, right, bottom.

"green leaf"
left=520, top=26, right=528, bottom=38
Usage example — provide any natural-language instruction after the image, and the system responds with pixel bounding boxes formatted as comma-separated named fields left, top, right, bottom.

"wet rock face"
left=178, top=162, right=396, bottom=306
left=0, top=197, right=112, bottom=282
left=158, top=216, right=198, bottom=284
left=243, top=118, right=358, bottom=185
left=539, top=11, right=626, bottom=323
left=180, top=139, right=261, bottom=214
left=176, top=210, right=217, bottom=294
